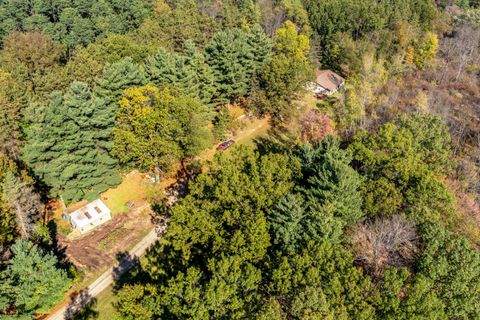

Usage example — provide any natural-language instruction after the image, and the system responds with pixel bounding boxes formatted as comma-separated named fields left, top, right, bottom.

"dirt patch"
left=58, top=202, right=153, bottom=272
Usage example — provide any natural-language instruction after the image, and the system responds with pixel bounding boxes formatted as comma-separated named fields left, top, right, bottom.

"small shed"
left=70, top=199, right=111, bottom=234
left=306, top=69, right=345, bottom=98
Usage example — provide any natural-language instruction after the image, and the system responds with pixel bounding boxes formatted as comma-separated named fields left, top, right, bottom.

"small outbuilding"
left=70, top=199, right=111, bottom=234
left=306, top=69, right=345, bottom=98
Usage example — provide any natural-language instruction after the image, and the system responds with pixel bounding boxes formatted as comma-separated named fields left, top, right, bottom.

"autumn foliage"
left=299, top=109, right=334, bottom=143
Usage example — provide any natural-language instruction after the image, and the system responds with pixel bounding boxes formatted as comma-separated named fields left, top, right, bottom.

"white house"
left=70, top=199, right=111, bottom=234
left=306, top=69, right=345, bottom=98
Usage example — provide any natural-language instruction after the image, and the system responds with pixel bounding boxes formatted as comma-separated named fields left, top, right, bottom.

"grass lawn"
left=199, top=115, right=272, bottom=162
left=234, top=116, right=271, bottom=147
left=95, top=285, right=118, bottom=320
left=101, top=171, right=149, bottom=215
left=70, top=283, right=118, bottom=319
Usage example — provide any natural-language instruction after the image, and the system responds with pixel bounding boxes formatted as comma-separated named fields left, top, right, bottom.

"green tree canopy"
left=23, top=81, right=121, bottom=203
left=0, top=240, right=70, bottom=316
left=145, top=42, right=216, bottom=104
left=116, top=147, right=299, bottom=318
left=205, top=27, right=271, bottom=104
left=0, top=0, right=153, bottom=49
left=113, top=85, right=212, bottom=182
left=269, top=241, right=376, bottom=319
left=253, top=20, right=312, bottom=117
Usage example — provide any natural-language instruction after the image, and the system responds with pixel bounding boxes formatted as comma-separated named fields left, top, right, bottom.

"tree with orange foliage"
left=299, top=109, right=334, bottom=143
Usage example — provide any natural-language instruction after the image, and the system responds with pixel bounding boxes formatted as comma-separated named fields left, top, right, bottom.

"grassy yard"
left=199, top=114, right=272, bottom=162
left=234, top=116, right=271, bottom=147
left=101, top=171, right=149, bottom=215
left=95, top=285, right=118, bottom=320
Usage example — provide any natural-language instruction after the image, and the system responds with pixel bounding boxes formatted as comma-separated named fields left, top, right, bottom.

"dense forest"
left=0, top=0, right=480, bottom=318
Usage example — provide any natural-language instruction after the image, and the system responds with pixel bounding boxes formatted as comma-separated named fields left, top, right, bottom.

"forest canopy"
left=1, top=0, right=480, bottom=318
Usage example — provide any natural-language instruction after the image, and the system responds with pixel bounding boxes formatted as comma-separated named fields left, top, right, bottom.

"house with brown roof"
left=306, top=69, right=345, bottom=98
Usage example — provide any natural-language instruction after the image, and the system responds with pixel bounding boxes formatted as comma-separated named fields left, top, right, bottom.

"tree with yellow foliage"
left=252, top=20, right=312, bottom=117
left=406, top=32, right=439, bottom=69
left=113, top=85, right=212, bottom=182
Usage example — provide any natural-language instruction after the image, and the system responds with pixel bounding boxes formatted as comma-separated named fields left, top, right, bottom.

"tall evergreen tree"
left=145, top=43, right=216, bottom=104
left=206, top=28, right=270, bottom=103
left=182, top=40, right=217, bottom=104
left=95, top=57, right=145, bottom=107
left=0, top=240, right=70, bottom=316
left=300, top=136, right=364, bottom=242
left=23, top=81, right=121, bottom=203
left=269, top=193, right=306, bottom=254
left=144, top=48, right=177, bottom=87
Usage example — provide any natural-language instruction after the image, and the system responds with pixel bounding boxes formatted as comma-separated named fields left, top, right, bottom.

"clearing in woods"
left=75, top=113, right=272, bottom=318
left=45, top=111, right=272, bottom=318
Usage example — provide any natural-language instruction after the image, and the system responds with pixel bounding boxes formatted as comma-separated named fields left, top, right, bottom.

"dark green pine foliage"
left=269, top=136, right=364, bottom=250
left=0, top=240, right=70, bottom=316
left=300, top=136, right=364, bottom=242
left=144, top=48, right=177, bottom=86
left=269, top=193, right=306, bottom=254
left=95, top=57, right=145, bottom=107
left=182, top=40, right=217, bottom=104
left=144, top=42, right=216, bottom=104
left=205, top=27, right=271, bottom=104
left=23, top=82, right=121, bottom=203
left=247, top=24, right=273, bottom=68
left=0, top=0, right=152, bottom=49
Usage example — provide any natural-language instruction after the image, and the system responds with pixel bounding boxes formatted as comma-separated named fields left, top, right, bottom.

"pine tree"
left=295, top=137, right=364, bottom=243
left=302, top=137, right=364, bottom=225
left=95, top=57, right=145, bottom=107
left=145, top=43, right=216, bottom=104
left=183, top=40, right=217, bottom=104
left=247, top=24, right=273, bottom=71
left=23, top=82, right=121, bottom=203
left=144, top=48, right=178, bottom=87
left=269, top=193, right=307, bottom=254
left=205, top=29, right=256, bottom=103
left=0, top=240, right=70, bottom=315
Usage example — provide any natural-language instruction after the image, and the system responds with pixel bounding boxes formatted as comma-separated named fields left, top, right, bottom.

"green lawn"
left=234, top=116, right=271, bottom=147
left=95, top=285, right=118, bottom=320
left=101, top=171, right=149, bottom=215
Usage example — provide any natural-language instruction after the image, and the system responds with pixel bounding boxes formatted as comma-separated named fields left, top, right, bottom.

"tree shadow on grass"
left=113, top=251, right=139, bottom=282
left=65, top=290, right=98, bottom=320
left=112, top=251, right=151, bottom=292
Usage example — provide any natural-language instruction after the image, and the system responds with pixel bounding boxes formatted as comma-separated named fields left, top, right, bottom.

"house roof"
left=70, top=199, right=110, bottom=228
left=315, top=70, right=345, bottom=91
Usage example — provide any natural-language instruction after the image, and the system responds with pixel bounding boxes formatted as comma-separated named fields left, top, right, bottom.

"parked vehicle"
left=216, top=140, right=235, bottom=151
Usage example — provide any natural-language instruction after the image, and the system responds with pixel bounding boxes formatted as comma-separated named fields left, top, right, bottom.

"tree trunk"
left=154, top=165, right=161, bottom=184
left=14, top=202, right=29, bottom=239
